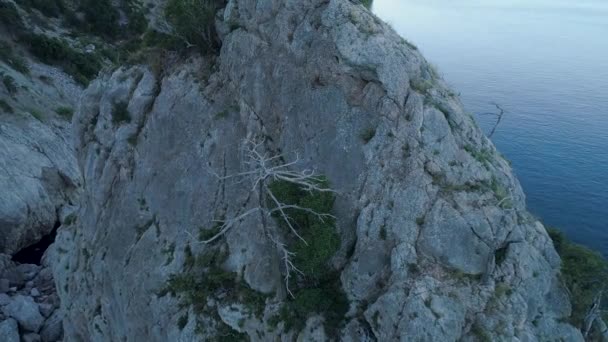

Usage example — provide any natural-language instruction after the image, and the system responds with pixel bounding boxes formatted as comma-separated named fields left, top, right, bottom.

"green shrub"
left=123, top=0, right=148, bottom=35
left=20, top=0, right=66, bottom=18
left=112, top=101, right=131, bottom=125
left=0, top=2, right=25, bottom=34
left=55, top=106, right=74, bottom=120
left=360, top=127, right=376, bottom=144
left=0, top=41, right=29, bottom=74
left=29, top=108, right=44, bottom=121
left=142, top=30, right=184, bottom=51
left=2, top=74, right=17, bottom=95
left=164, top=0, right=225, bottom=53
left=23, top=34, right=103, bottom=85
left=361, top=0, right=373, bottom=9
left=548, top=228, right=608, bottom=327
left=80, top=0, right=120, bottom=38
left=0, top=99, right=13, bottom=113
left=268, top=177, right=339, bottom=279
left=274, top=281, right=348, bottom=335
left=410, top=78, right=433, bottom=94
left=268, top=177, right=347, bottom=335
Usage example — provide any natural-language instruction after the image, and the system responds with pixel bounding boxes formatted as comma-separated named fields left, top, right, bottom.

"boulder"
left=40, top=309, right=63, bottom=342
left=0, top=318, right=20, bottom=342
left=23, top=332, right=42, bottom=342
left=0, top=278, right=9, bottom=293
left=2, top=295, right=44, bottom=332
left=17, top=264, right=41, bottom=282
left=0, top=293, right=11, bottom=306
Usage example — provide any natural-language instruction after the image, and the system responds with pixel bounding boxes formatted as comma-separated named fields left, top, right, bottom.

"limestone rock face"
left=0, top=115, right=80, bottom=255
left=50, top=0, right=582, bottom=341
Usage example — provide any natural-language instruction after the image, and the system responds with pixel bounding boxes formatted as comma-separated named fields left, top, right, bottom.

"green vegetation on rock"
left=0, top=41, right=29, bottom=74
left=268, top=177, right=347, bottom=335
left=24, top=34, right=103, bottom=85
left=165, top=0, right=225, bottom=53
left=112, top=102, right=131, bottom=125
left=548, top=228, right=608, bottom=328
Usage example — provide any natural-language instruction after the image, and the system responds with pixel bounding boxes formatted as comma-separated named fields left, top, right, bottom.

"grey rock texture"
left=40, top=309, right=63, bottom=342
left=0, top=254, right=62, bottom=340
left=0, top=317, right=20, bottom=342
left=2, top=294, right=44, bottom=332
left=49, top=0, right=583, bottom=341
left=0, top=1, right=84, bottom=255
left=0, top=113, right=81, bottom=255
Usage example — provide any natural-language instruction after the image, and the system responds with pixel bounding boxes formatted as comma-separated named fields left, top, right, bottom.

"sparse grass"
left=471, top=321, right=492, bottom=342
left=494, top=282, right=512, bottom=298
left=548, top=228, right=608, bottom=327
left=464, top=145, right=493, bottom=166
left=55, top=106, right=74, bottom=120
left=360, top=126, right=376, bottom=144
left=112, top=101, right=131, bottom=125
left=29, top=108, right=44, bottom=121
left=409, top=78, right=433, bottom=94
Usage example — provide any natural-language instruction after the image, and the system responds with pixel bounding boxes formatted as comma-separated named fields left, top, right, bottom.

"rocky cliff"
left=49, top=0, right=585, bottom=340
left=0, top=0, right=589, bottom=341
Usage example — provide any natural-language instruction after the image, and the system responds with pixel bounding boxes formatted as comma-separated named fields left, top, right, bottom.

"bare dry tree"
left=480, top=103, right=506, bottom=138
left=201, top=139, right=336, bottom=297
left=583, top=290, right=608, bottom=339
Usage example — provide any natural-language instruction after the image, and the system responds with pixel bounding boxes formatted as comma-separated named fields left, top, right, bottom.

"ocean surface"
left=373, top=0, right=608, bottom=254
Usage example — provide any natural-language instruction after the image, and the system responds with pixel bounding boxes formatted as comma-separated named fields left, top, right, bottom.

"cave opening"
left=12, top=220, right=60, bottom=265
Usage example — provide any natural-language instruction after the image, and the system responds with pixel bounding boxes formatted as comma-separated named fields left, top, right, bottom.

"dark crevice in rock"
left=12, top=220, right=60, bottom=265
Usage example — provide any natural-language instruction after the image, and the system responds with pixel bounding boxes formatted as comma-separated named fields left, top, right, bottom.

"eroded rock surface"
left=48, top=0, right=582, bottom=341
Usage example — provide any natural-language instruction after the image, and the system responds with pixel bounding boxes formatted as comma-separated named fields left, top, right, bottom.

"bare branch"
left=479, top=102, right=507, bottom=138
left=197, top=138, right=336, bottom=296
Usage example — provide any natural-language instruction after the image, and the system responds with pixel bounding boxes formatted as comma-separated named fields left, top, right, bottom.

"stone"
left=2, top=295, right=44, bottom=332
left=2, top=268, right=24, bottom=288
left=40, top=310, right=63, bottom=342
left=0, top=293, right=11, bottom=306
left=0, top=278, right=9, bottom=293
left=0, top=318, right=19, bottom=342
left=17, top=264, right=41, bottom=281
left=38, top=303, right=55, bottom=318
left=22, top=333, right=42, bottom=342
left=30, top=288, right=40, bottom=297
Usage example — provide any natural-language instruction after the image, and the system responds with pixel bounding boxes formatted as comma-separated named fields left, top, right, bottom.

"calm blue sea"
left=374, top=0, right=608, bottom=254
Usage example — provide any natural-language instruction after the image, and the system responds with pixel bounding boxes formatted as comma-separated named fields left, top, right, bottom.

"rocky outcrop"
left=0, top=14, right=82, bottom=254
left=0, top=253, right=62, bottom=341
left=0, top=113, right=80, bottom=254
left=49, top=0, right=582, bottom=341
